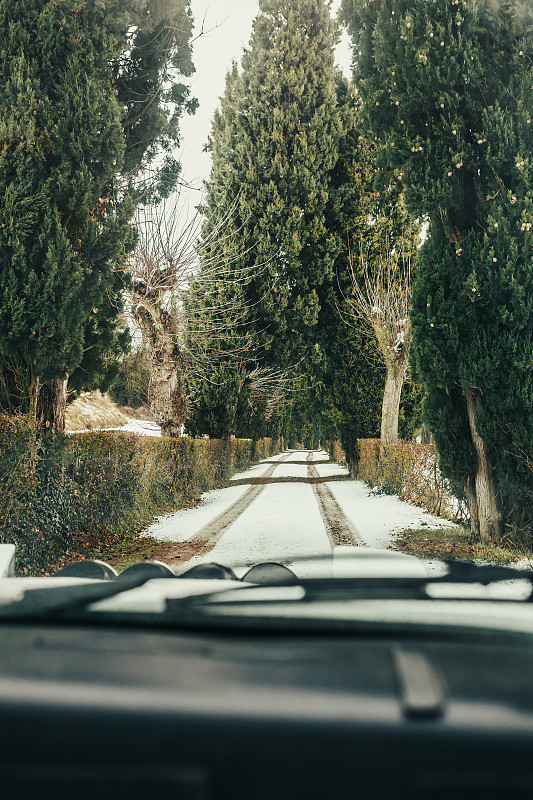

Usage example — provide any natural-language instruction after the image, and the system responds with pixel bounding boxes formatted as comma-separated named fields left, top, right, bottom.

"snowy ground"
left=73, top=418, right=162, bottom=437
left=314, top=462, right=350, bottom=479
left=229, top=461, right=274, bottom=481
left=186, top=482, right=331, bottom=577
left=327, top=480, right=455, bottom=549
left=271, top=463, right=309, bottom=479
left=145, top=448, right=454, bottom=576
left=119, top=418, right=161, bottom=436
left=143, top=484, right=250, bottom=542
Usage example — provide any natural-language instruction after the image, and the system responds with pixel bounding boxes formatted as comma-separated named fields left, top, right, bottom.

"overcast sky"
left=177, top=0, right=352, bottom=195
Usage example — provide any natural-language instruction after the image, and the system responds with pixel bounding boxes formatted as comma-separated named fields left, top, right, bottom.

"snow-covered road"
left=145, top=449, right=453, bottom=575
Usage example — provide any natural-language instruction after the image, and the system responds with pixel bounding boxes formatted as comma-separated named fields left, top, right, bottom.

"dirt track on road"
left=187, top=451, right=293, bottom=548
left=156, top=449, right=359, bottom=570
left=307, top=453, right=362, bottom=546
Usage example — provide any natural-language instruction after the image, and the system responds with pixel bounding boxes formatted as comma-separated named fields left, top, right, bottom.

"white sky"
left=177, top=0, right=352, bottom=195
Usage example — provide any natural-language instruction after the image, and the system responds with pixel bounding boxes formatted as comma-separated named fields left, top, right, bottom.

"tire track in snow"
left=307, top=451, right=362, bottom=547
left=190, top=451, right=293, bottom=549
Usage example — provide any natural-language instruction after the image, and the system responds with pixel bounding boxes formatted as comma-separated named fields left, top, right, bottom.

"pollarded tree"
left=131, top=195, right=257, bottom=436
left=67, top=0, right=198, bottom=405
left=349, top=245, right=412, bottom=446
left=341, top=0, right=533, bottom=541
left=67, top=1, right=198, bottom=404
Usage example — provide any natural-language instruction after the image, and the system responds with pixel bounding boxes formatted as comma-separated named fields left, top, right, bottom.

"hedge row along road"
left=146, top=450, right=454, bottom=576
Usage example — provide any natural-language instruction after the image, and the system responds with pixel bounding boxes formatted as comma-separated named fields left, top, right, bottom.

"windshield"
left=1, top=0, right=532, bottom=626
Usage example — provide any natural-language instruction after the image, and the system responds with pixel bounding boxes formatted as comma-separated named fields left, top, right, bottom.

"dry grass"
left=65, top=390, right=128, bottom=432
left=392, top=526, right=533, bottom=566
left=117, top=404, right=155, bottom=421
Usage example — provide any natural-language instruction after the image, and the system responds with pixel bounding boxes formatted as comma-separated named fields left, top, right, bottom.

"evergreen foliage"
left=191, top=0, right=384, bottom=451
left=104, top=0, right=197, bottom=202
left=0, top=0, right=135, bottom=414
left=341, top=0, right=533, bottom=538
left=0, top=0, right=196, bottom=422
left=109, top=345, right=151, bottom=408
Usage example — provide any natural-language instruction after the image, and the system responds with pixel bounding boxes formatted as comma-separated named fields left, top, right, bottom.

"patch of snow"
left=514, top=557, right=533, bottom=571
left=229, top=462, right=274, bottom=481
left=314, top=462, right=350, bottom=478
left=144, top=484, right=250, bottom=542
left=326, top=480, right=455, bottom=549
left=184, top=482, right=332, bottom=577
left=273, top=463, right=309, bottom=479
left=72, top=418, right=161, bottom=437
left=282, top=449, right=328, bottom=463
left=118, top=418, right=161, bottom=436
left=265, top=452, right=291, bottom=462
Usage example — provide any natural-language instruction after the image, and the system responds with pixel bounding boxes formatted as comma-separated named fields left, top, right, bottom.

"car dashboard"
left=2, top=618, right=533, bottom=800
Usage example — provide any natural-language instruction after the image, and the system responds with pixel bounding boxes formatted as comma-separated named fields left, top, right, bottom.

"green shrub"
left=232, top=438, right=253, bottom=469
left=64, top=432, right=141, bottom=535
left=0, top=414, right=277, bottom=575
left=253, top=437, right=273, bottom=460
left=0, top=417, right=74, bottom=573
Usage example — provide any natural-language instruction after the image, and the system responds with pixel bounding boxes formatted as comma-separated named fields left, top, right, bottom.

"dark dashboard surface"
left=1, top=622, right=533, bottom=799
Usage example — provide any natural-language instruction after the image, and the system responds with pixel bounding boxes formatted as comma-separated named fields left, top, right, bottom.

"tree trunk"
left=465, top=393, right=501, bottom=543
left=149, top=355, right=187, bottom=438
left=420, top=424, right=432, bottom=444
left=380, top=358, right=407, bottom=446
left=463, top=480, right=480, bottom=541
left=348, top=456, right=359, bottom=480
left=133, top=300, right=188, bottom=438
left=36, top=377, right=68, bottom=433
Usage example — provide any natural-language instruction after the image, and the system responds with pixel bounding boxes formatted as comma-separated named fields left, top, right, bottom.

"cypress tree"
left=107, top=0, right=197, bottom=202
left=204, top=0, right=343, bottom=373
left=341, top=0, right=533, bottom=540
left=193, top=0, right=384, bottom=447
left=0, top=0, right=134, bottom=426
left=0, top=0, right=196, bottom=428
left=309, top=80, right=387, bottom=468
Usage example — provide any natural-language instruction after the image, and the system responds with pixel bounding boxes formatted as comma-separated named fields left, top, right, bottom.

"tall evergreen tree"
left=0, top=0, right=196, bottom=429
left=0, top=0, right=134, bottom=426
left=341, top=0, right=533, bottom=541
left=192, top=0, right=384, bottom=448
left=204, top=0, right=342, bottom=371
left=105, top=0, right=197, bottom=202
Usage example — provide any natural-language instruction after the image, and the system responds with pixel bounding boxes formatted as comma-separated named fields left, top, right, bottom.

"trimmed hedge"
left=0, top=414, right=280, bottom=575
left=331, top=438, right=461, bottom=521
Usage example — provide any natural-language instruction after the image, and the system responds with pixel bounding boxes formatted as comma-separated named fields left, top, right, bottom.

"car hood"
left=1, top=543, right=532, bottom=636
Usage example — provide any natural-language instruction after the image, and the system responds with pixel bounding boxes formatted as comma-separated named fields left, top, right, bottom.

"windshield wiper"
left=0, top=576, right=151, bottom=620
left=165, top=560, right=533, bottom=615
left=1, top=559, right=531, bottom=624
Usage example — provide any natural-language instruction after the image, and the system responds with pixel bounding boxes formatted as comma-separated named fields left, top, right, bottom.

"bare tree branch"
left=129, top=191, right=285, bottom=435
left=345, top=236, right=413, bottom=445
